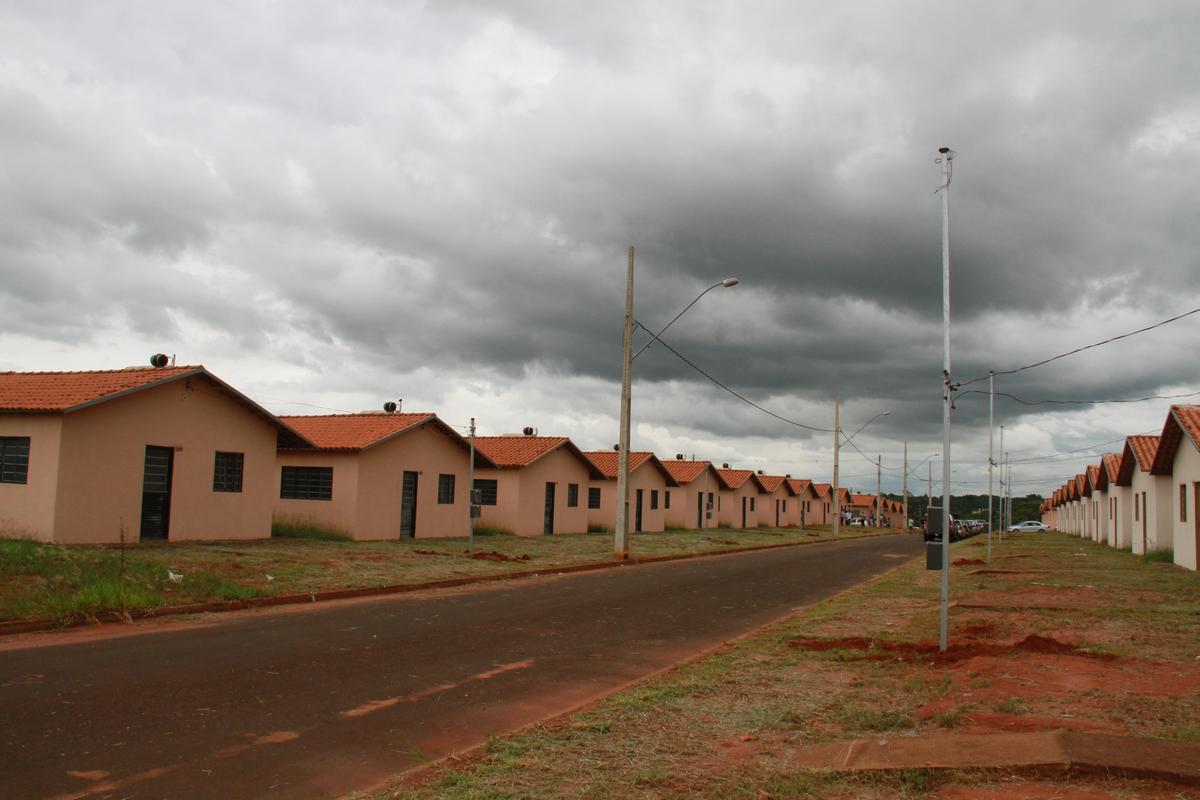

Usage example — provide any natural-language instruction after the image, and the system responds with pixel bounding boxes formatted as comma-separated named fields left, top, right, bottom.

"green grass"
left=270, top=519, right=352, bottom=541
left=586, top=523, right=610, bottom=533
left=1142, top=547, right=1175, bottom=563
left=471, top=524, right=515, bottom=537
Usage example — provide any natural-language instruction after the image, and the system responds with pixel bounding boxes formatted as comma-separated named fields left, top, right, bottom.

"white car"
left=1007, top=520, right=1049, bottom=533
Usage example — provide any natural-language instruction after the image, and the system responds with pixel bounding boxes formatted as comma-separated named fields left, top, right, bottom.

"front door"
left=696, top=492, right=704, bottom=529
left=635, top=489, right=644, bottom=532
left=543, top=482, right=555, bottom=534
left=1194, top=483, right=1199, bottom=565
left=140, top=445, right=174, bottom=541
left=1141, top=491, right=1148, bottom=551
left=400, top=471, right=418, bottom=538
left=776, top=499, right=781, bottom=527
left=741, top=496, right=747, bottom=528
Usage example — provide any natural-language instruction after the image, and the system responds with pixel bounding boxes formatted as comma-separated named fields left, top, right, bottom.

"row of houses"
left=1040, top=405, right=1200, bottom=572
left=0, top=363, right=907, bottom=544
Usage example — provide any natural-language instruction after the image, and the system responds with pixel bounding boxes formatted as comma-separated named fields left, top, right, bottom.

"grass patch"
left=586, top=523, right=610, bottom=533
left=270, top=519, right=351, bottom=542
left=471, top=524, right=515, bottom=537
left=1142, top=547, right=1175, bottom=563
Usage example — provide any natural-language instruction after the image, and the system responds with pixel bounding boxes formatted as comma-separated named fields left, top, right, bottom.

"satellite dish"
left=722, top=463, right=730, bottom=468
left=383, top=401, right=397, bottom=413
left=522, top=426, right=535, bottom=436
left=150, top=353, right=169, bottom=368
left=675, top=453, right=684, bottom=460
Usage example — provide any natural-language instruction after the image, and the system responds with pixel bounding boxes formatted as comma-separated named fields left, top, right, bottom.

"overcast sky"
left=3, top=1, right=1199, bottom=498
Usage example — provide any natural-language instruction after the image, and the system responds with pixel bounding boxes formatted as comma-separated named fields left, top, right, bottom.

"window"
left=212, top=451, right=244, bottom=493
left=474, top=478, right=498, bottom=506
left=664, top=490, right=670, bottom=509
left=650, top=490, right=659, bottom=510
left=1135, top=495, right=1140, bottom=521
left=438, top=474, right=455, bottom=504
left=782, top=500, right=787, bottom=512
left=280, top=466, right=332, bottom=500
left=1182, top=484, right=1188, bottom=522
left=567, top=483, right=579, bottom=507
left=718, top=496, right=722, bottom=511
left=588, top=486, right=601, bottom=509
left=750, top=497, right=755, bottom=512
left=0, top=436, right=30, bottom=484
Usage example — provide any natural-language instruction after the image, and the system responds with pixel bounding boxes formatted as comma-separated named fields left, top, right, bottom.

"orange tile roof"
left=755, top=474, right=787, bottom=493
left=811, top=482, right=831, bottom=498
left=786, top=478, right=813, bottom=495
left=661, top=459, right=713, bottom=485
left=472, top=436, right=601, bottom=477
left=1101, top=453, right=1121, bottom=485
left=582, top=451, right=677, bottom=484
left=1084, top=465, right=1101, bottom=495
left=715, top=468, right=754, bottom=489
left=0, top=366, right=202, bottom=412
left=848, top=493, right=877, bottom=508
left=0, top=365, right=312, bottom=447
left=281, top=413, right=490, bottom=462
left=1127, top=435, right=1160, bottom=472
left=1150, top=405, right=1200, bottom=475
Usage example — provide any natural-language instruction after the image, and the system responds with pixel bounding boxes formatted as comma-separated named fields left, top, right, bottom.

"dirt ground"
left=381, top=532, right=1200, bottom=800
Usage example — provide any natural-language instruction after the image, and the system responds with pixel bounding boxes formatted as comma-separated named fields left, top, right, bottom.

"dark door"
left=635, top=489, right=644, bottom=532
left=1194, top=483, right=1199, bottom=561
left=543, top=482, right=555, bottom=534
left=1141, top=491, right=1147, bottom=551
left=696, top=492, right=704, bottom=529
left=776, top=499, right=781, bottom=527
left=140, top=446, right=174, bottom=541
left=741, top=496, right=747, bottom=528
left=400, top=471, right=418, bottom=538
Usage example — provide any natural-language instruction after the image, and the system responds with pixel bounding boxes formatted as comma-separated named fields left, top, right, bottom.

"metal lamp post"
left=614, top=247, right=738, bottom=558
left=831, top=409, right=890, bottom=534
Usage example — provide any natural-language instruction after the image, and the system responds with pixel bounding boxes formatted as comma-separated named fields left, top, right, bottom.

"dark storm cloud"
left=2, top=0, right=1199, bottom=477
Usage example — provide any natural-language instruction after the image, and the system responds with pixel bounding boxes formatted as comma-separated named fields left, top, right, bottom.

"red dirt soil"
left=787, top=634, right=1117, bottom=663
left=934, top=782, right=1195, bottom=799
left=954, top=557, right=986, bottom=565
left=469, top=551, right=531, bottom=563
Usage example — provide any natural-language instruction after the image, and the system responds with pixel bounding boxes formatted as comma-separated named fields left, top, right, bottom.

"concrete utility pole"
left=876, top=454, right=882, bottom=529
left=614, top=247, right=635, bottom=559
left=832, top=395, right=841, bottom=536
left=937, top=145, right=955, bottom=653
left=927, top=459, right=933, bottom=517
left=903, top=441, right=909, bottom=533
left=468, top=417, right=476, bottom=554
left=987, top=371, right=994, bottom=563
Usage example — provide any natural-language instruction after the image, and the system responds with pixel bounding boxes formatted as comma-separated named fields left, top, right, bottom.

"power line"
left=632, top=320, right=836, bottom=434
left=260, top=399, right=354, bottom=414
left=958, top=388, right=1200, bottom=407
left=1007, top=430, right=1156, bottom=464
left=956, top=306, right=1200, bottom=390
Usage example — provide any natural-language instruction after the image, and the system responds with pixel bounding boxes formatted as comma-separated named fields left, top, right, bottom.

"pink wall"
left=587, top=463, right=669, bottom=533
left=664, top=470, right=720, bottom=530
left=717, top=482, right=759, bottom=528
left=48, top=376, right=280, bottom=543
left=276, top=424, right=471, bottom=540
left=476, top=447, right=592, bottom=536
left=0, top=415, right=62, bottom=541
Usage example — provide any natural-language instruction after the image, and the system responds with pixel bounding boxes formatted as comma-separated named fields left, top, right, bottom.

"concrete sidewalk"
left=791, top=730, right=1200, bottom=785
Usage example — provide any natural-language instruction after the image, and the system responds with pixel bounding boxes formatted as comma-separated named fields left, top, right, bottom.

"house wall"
left=355, top=425, right=470, bottom=539
left=1092, top=490, right=1108, bottom=543
left=665, top=473, right=719, bottom=530
left=0, top=415, right=62, bottom=541
left=473, top=467, right=523, bottom=535
left=51, top=377, right=280, bottom=544
left=1129, top=469, right=1172, bottom=555
left=1170, top=440, right=1200, bottom=570
left=511, top=448, right=591, bottom=536
left=273, top=451, right=361, bottom=537
left=586, top=464, right=669, bottom=533
left=1111, top=485, right=1131, bottom=548
left=718, top=482, right=759, bottom=529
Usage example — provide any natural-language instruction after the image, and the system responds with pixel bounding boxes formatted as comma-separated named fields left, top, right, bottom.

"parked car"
left=1008, top=520, right=1049, bottom=533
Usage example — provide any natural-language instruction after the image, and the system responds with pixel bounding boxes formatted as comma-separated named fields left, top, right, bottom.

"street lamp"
left=615, top=247, right=737, bottom=558
left=831, top=408, right=890, bottom=536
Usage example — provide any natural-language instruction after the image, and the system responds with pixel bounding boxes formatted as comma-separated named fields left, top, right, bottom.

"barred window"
left=588, top=487, right=601, bottom=509
left=438, top=474, right=455, bottom=504
left=280, top=466, right=333, bottom=501
left=474, top=478, right=498, bottom=506
left=664, top=490, right=671, bottom=509
left=0, top=437, right=30, bottom=484
left=213, top=451, right=244, bottom=493
left=567, top=483, right=579, bottom=507
left=750, top=497, right=755, bottom=512
left=650, top=490, right=658, bottom=510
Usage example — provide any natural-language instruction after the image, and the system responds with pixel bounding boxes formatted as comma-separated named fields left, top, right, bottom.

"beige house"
left=1097, top=454, right=1128, bottom=548
left=1116, top=435, right=1171, bottom=555
left=277, top=413, right=493, bottom=540
left=754, top=473, right=799, bottom=528
left=471, top=435, right=603, bottom=536
left=582, top=451, right=677, bottom=533
left=715, top=467, right=763, bottom=528
left=810, top=483, right=834, bottom=525
left=788, top=478, right=818, bottom=526
left=1085, top=465, right=1105, bottom=543
left=661, top=458, right=726, bottom=530
left=1149, top=405, right=1200, bottom=571
left=0, top=364, right=310, bottom=544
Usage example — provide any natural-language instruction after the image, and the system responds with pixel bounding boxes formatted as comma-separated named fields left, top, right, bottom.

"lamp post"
left=614, top=247, right=737, bottom=558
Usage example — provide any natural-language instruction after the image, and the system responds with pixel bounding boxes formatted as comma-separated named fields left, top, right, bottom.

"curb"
left=0, top=530, right=913, bottom=638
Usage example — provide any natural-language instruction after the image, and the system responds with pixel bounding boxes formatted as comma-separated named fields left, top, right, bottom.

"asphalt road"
left=0, top=534, right=922, bottom=799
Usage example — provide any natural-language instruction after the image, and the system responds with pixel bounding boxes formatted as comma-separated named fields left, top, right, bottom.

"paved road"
left=0, top=534, right=921, bottom=799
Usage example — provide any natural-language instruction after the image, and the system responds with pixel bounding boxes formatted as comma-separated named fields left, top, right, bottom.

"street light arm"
left=841, top=410, right=891, bottom=446
left=632, top=279, right=736, bottom=361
